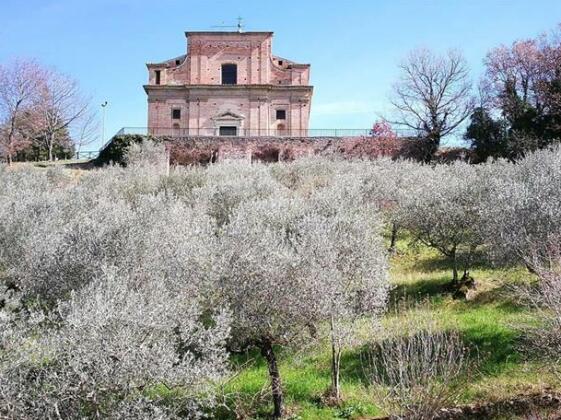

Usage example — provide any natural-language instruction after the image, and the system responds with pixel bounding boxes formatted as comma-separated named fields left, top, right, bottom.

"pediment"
left=212, top=111, right=245, bottom=121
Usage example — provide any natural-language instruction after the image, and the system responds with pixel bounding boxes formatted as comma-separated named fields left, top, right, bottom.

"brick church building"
left=144, top=31, right=313, bottom=137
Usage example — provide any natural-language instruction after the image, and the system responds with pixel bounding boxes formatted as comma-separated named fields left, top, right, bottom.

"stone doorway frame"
left=211, top=111, right=245, bottom=136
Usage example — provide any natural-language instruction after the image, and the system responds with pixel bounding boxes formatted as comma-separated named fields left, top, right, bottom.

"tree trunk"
left=524, top=261, right=538, bottom=275
left=165, top=149, right=170, bottom=176
left=389, top=222, right=399, bottom=254
left=260, top=338, right=283, bottom=419
left=330, top=316, right=342, bottom=402
left=48, top=134, right=54, bottom=162
left=422, top=134, right=441, bottom=162
left=451, top=247, right=458, bottom=285
left=6, top=122, right=15, bottom=166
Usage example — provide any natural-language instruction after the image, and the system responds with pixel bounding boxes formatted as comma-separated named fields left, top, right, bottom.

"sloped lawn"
left=222, top=240, right=559, bottom=419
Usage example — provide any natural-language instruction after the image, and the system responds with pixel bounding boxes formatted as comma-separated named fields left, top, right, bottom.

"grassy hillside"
left=221, top=238, right=558, bottom=419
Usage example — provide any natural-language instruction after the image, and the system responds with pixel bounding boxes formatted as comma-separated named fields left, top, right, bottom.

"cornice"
left=144, top=84, right=314, bottom=94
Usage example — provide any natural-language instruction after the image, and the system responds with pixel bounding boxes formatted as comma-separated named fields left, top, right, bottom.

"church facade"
left=144, top=31, right=313, bottom=137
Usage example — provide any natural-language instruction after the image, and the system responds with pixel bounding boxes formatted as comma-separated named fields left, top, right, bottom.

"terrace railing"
left=75, top=150, right=100, bottom=160
left=97, top=127, right=420, bottom=155
left=115, top=127, right=418, bottom=138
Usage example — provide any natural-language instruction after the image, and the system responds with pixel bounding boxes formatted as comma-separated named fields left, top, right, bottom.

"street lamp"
left=101, top=101, right=108, bottom=146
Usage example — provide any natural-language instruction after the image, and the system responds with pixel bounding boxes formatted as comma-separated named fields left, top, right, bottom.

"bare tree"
left=73, top=110, right=99, bottom=157
left=33, top=70, right=90, bottom=161
left=0, top=59, right=46, bottom=164
left=391, top=48, right=474, bottom=161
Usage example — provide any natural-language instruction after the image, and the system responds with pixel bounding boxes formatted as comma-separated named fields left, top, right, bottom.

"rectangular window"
left=221, top=64, right=237, bottom=85
left=155, top=70, right=161, bottom=85
left=172, top=108, right=181, bottom=120
left=276, top=109, right=286, bottom=120
left=219, top=126, right=237, bottom=136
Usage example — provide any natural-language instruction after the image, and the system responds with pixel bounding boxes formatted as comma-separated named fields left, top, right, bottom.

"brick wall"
left=96, top=134, right=429, bottom=167
left=165, top=135, right=424, bottom=165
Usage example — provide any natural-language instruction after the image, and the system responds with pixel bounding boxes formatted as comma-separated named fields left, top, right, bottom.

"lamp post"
left=101, top=101, right=108, bottom=147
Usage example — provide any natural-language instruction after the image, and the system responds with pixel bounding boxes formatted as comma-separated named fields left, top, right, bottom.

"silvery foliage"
left=516, top=238, right=561, bottom=355
left=2, top=142, right=560, bottom=417
left=218, top=181, right=389, bottom=348
left=269, top=157, right=341, bottom=191
left=125, top=139, right=169, bottom=172
left=0, top=168, right=218, bottom=303
left=360, top=159, right=429, bottom=250
left=307, top=172, right=391, bottom=399
left=361, top=158, right=424, bottom=211
left=193, top=162, right=284, bottom=228
left=216, top=175, right=390, bottom=416
left=0, top=268, right=231, bottom=419
left=397, top=162, right=486, bottom=280
left=479, top=146, right=561, bottom=267
left=159, top=165, right=208, bottom=203
left=0, top=159, right=231, bottom=418
left=0, top=157, right=391, bottom=419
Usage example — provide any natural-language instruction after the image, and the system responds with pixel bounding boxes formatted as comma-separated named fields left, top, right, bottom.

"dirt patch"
left=435, top=391, right=561, bottom=419
left=367, top=391, right=561, bottom=420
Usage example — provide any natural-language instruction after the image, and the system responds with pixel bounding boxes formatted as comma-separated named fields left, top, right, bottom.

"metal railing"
left=114, top=127, right=418, bottom=138
left=75, top=151, right=99, bottom=160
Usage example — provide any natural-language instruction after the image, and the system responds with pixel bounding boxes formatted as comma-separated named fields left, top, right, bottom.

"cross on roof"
left=211, top=17, right=245, bottom=33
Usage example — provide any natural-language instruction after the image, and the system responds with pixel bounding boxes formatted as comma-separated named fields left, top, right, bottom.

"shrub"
left=363, top=314, right=468, bottom=419
left=480, top=146, right=561, bottom=268
left=0, top=164, right=230, bottom=418
left=125, top=139, right=169, bottom=171
left=0, top=269, right=230, bottom=419
left=517, top=237, right=561, bottom=356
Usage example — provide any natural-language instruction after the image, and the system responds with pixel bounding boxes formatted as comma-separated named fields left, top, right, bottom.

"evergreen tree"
left=464, top=107, right=507, bottom=162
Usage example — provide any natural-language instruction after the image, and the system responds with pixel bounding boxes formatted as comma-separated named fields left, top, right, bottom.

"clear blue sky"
left=1, top=0, right=560, bottom=150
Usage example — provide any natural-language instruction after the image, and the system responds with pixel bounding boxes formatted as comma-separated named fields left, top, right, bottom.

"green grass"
left=221, top=237, right=560, bottom=419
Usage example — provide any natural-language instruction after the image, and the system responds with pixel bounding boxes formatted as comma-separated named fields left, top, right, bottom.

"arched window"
left=221, top=64, right=237, bottom=85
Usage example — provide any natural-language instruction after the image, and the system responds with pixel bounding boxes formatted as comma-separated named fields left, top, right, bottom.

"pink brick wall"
left=163, top=136, right=424, bottom=165
left=145, top=32, right=313, bottom=136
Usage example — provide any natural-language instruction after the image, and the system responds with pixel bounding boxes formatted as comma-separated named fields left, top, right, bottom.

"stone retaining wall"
left=166, top=135, right=424, bottom=165
left=96, top=134, right=432, bottom=166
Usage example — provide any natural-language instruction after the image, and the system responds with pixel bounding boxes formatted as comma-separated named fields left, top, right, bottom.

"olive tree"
left=361, top=159, right=429, bottom=253
left=194, top=162, right=284, bottom=228
left=306, top=179, right=389, bottom=401
left=399, top=162, right=485, bottom=287
left=0, top=268, right=230, bottom=418
left=0, top=163, right=232, bottom=418
left=125, top=139, right=169, bottom=173
left=479, top=146, right=561, bottom=269
left=218, top=191, right=389, bottom=417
